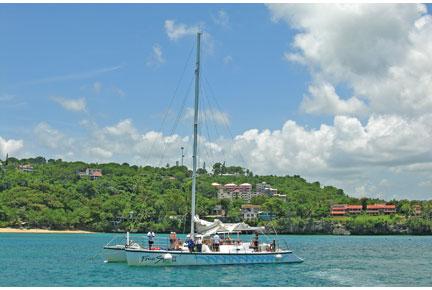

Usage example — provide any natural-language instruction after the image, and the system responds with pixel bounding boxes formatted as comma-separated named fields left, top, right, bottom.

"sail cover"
left=194, top=216, right=264, bottom=237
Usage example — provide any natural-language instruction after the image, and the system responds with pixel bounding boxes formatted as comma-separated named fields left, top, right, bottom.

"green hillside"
left=0, top=157, right=431, bottom=234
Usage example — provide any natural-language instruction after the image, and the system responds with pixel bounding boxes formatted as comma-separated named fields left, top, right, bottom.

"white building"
left=256, top=182, right=278, bottom=196
left=241, top=204, right=261, bottom=220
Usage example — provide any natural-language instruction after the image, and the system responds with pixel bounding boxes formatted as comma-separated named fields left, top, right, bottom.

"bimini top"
left=194, top=216, right=264, bottom=237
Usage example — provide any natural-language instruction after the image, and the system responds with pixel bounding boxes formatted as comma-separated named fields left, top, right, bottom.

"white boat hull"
left=104, top=245, right=126, bottom=262
left=126, top=249, right=303, bottom=266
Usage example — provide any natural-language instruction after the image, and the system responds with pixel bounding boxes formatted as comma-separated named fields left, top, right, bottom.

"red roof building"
left=330, top=204, right=362, bottom=216
left=366, top=204, right=396, bottom=215
left=331, top=204, right=396, bottom=216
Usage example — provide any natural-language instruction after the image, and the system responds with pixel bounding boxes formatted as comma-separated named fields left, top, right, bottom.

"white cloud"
left=89, top=147, right=112, bottom=159
left=22, top=111, right=432, bottom=200
left=269, top=4, right=432, bottom=117
left=51, top=96, right=87, bottom=112
left=104, top=119, right=139, bottom=140
left=164, top=20, right=201, bottom=41
left=0, top=136, right=24, bottom=156
left=34, top=122, right=74, bottom=150
left=212, top=10, right=230, bottom=28
left=146, top=43, right=165, bottom=67
left=185, top=107, right=230, bottom=126
left=164, top=20, right=214, bottom=54
left=301, top=82, right=368, bottom=116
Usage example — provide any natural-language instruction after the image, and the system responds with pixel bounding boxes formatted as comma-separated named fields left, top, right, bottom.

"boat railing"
left=139, top=236, right=173, bottom=250
left=105, top=235, right=127, bottom=247
left=276, top=238, right=291, bottom=251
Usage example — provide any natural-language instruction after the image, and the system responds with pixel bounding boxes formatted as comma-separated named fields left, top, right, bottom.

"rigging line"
left=143, top=43, right=195, bottom=165
left=201, top=80, right=223, bottom=166
left=157, top=76, right=194, bottom=167
left=202, top=73, right=248, bottom=167
left=201, top=80, right=222, bottom=139
left=201, top=76, right=228, bottom=165
left=198, top=85, right=213, bottom=168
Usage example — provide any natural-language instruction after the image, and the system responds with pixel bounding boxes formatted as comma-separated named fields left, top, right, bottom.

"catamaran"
left=103, top=232, right=141, bottom=262
left=123, top=32, right=304, bottom=266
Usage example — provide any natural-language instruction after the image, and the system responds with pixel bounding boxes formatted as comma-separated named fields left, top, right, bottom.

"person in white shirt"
left=212, top=233, right=221, bottom=252
left=147, top=231, right=155, bottom=250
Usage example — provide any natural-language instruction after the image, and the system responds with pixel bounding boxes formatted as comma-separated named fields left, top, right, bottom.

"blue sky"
left=1, top=4, right=432, bottom=200
left=1, top=4, right=313, bottom=136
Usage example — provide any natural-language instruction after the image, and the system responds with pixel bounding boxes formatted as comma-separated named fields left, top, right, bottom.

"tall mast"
left=190, top=32, right=201, bottom=240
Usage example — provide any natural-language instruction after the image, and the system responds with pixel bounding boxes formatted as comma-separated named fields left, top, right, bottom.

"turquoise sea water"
left=0, top=233, right=431, bottom=286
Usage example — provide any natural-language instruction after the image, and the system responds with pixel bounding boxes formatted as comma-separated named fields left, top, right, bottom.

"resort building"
left=366, top=204, right=396, bottom=215
left=213, top=181, right=281, bottom=203
left=256, top=182, right=278, bottom=196
left=331, top=204, right=396, bottom=216
left=18, top=164, right=34, bottom=173
left=78, top=168, right=103, bottom=180
left=330, top=204, right=362, bottom=216
left=241, top=204, right=261, bottom=220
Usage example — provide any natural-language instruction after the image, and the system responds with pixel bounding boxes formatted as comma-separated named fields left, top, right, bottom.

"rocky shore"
left=269, top=219, right=432, bottom=235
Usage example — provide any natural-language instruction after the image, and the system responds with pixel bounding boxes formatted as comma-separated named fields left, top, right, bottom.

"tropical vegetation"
left=0, top=157, right=431, bottom=234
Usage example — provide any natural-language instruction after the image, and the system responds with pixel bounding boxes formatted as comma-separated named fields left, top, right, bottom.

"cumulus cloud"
left=104, top=118, right=139, bottom=139
left=24, top=110, right=432, bottom=200
left=89, top=147, right=113, bottom=159
left=51, top=96, right=87, bottom=112
left=269, top=4, right=432, bottom=117
left=0, top=136, right=24, bottom=156
left=301, top=82, right=368, bottom=116
left=34, top=122, right=74, bottom=150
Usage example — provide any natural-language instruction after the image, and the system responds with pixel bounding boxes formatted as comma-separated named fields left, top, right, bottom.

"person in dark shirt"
left=187, top=236, right=195, bottom=252
left=252, top=232, right=259, bottom=252
left=196, top=237, right=203, bottom=252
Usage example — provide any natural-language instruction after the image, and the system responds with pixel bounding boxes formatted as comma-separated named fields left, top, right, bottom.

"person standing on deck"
left=212, top=233, right=221, bottom=252
left=169, top=232, right=177, bottom=250
left=252, top=232, right=259, bottom=252
left=187, top=235, right=195, bottom=252
left=147, top=231, right=155, bottom=250
left=196, top=237, right=203, bottom=252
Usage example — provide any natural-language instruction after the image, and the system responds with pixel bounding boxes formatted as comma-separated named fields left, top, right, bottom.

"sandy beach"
left=0, top=228, right=95, bottom=234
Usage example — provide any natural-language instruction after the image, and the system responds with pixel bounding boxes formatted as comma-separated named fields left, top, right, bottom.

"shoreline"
left=0, top=227, right=95, bottom=234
